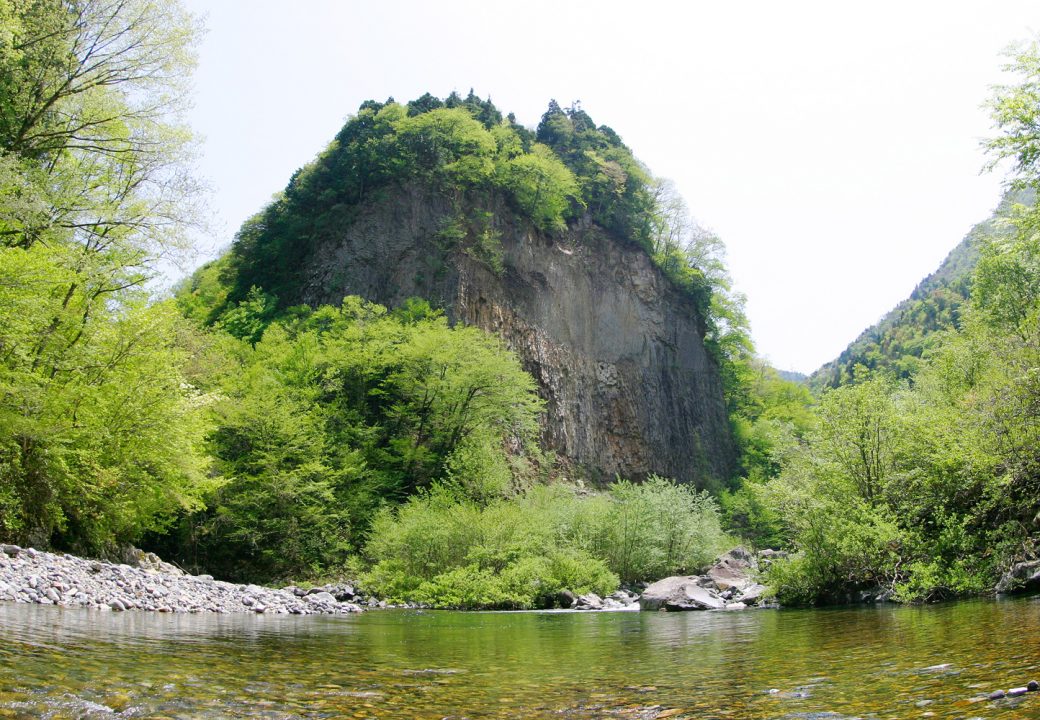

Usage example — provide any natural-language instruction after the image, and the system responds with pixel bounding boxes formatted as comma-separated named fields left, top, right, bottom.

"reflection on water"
left=0, top=597, right=1038, bottom=718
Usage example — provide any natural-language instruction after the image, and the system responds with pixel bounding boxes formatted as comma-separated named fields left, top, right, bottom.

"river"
left=0, top=597, right=1038, bottom=718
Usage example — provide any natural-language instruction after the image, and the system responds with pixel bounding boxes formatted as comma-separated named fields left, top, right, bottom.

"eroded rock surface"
left=301, top=184, right=737, bottom=485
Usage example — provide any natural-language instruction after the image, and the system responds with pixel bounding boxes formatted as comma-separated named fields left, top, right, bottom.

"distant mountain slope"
left=811, top=191, right=1028, bottom=389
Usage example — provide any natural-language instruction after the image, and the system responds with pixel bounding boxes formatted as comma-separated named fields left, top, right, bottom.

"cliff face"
left=292, top=183, right=736, bottom=486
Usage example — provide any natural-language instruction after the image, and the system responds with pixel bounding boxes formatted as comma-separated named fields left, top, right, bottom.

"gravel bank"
left=0, top=544, right=362, bottom=615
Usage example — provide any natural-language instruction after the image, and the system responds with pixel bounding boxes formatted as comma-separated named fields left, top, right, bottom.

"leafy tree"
left=178, top=297, right=544, bottom=581
left=0, top=0, right=209, bottom=554
left=984, top=38, right=1040, bottom=190
left=496, top=143, right=580, bottom=231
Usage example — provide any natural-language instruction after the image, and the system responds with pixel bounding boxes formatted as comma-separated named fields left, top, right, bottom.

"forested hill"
left=180, top=92, right=746, bottom=486
left=810, top=191, right=1028, bottom=388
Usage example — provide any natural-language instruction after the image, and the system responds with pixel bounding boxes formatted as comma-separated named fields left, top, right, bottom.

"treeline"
left=747, top=39, right=1040, bottom=603
left=811, top=190, right=1034, bottom=390
left=0, top=1, right=745, bottom=607
left=8, top=0, right=1039, bottom=611
left=0, top=0, right=208, bottom=552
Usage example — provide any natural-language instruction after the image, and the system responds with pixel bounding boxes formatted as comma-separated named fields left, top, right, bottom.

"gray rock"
left=0, top=546, right=361, bottom=617
left=995, top=559, right=1040, bottom=594
left=989, top=690, right=1006, bottom=700
left=304, top=591, right=337, bottom=605
left=1, top=544, right=21, bottom=557
left=574, top=593, right=603, bottom=610
left=738, top=583, right=768, bottom=605
left=299, top=181, right=738, bottom=484
left=640, top=576, right=725, bottom=611
left=707, top=547, right=757, bottom=592
left=608, top=589, right=637, bottom=605
left=556, top=589, right=577, bottom=608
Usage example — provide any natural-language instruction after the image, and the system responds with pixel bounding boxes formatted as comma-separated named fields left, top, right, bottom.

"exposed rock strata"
left=301, top=184, right=737, bottom=485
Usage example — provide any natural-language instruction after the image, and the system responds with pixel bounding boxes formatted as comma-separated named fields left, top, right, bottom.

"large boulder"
left=706, top=546, right=757, bottom=592
left=738, top=583, right=768, bottom=605
left=639, top=576, right=726, bottom=611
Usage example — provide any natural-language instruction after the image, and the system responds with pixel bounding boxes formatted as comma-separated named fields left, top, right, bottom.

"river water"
left=0, top=597, right=1038, bottom=719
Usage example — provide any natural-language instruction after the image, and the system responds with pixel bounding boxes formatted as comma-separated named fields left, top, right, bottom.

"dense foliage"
left=221, top=93, right=581, bottom=309
left=363, top=477, right=730, bottom=609
left=165, top=298, right=543, bottom=581
left=761, top=38, right=1040, bottom=604
left=0, top=0, right=209, bottom=553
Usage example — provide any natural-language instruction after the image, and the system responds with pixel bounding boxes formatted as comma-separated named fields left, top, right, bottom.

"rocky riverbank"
left=0, top=544, right=363, bottom=615
left=0, top=543, right=781, bottom=616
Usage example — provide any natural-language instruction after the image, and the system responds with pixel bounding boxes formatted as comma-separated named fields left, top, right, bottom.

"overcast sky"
left=177, top=0, right=1040, bottom=374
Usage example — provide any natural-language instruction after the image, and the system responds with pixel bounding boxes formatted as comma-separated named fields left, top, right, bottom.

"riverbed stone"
left=1028, top=680, right=1038, bottom=691
left=989, top=690, right=1006, bottom=700
left=1008, top=687, right=1028, bottom=697
left=640, top=576, right=726, bottom=611
left=574, top=593, right=604, bottom=610
left=0, top=546, right=362, bottom=617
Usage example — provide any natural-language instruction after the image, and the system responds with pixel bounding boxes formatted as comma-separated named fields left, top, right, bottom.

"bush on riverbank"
left=361, top=478, right=731, bottom=608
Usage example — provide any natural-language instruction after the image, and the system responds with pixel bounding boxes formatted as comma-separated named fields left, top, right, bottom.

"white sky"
left=177, top=0, right=1040, bottom=374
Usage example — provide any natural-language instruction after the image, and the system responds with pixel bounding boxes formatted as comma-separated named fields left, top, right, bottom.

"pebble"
left=1029, top=680, right=1039, bottom=692
left=988, top=690, right=1006, bottom=700
left=1008, top=687, right=1028, bottom=697
left=0, top=547, right=363, bottom=617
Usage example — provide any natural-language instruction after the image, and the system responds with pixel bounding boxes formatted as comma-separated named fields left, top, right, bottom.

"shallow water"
left=0, top=597, right=1038, bottom=719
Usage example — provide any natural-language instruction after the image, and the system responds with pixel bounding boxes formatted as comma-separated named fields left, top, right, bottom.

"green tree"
left=0, top=0, right=208, bottom=554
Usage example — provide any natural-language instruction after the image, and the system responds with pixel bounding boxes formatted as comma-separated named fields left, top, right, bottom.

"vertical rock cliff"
left=296, top=183, right=737, bottom=486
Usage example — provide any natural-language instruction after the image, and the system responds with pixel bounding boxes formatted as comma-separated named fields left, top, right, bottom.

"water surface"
left=1, top=597, right=1038, bottom=718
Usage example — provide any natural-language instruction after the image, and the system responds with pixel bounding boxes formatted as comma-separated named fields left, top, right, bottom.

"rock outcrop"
left=996, top=559, right=1040, bottom=595
left=299, top=184, right=737, bottom=485
left=638, top=547, right=769, bottom=611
